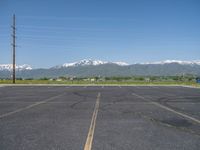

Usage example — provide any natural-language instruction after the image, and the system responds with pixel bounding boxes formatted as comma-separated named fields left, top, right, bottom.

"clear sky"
left=0, top=0, right=200, bottom=68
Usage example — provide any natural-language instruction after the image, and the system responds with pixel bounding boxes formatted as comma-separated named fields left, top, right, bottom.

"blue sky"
left=0, top=0, right=200, bottom=68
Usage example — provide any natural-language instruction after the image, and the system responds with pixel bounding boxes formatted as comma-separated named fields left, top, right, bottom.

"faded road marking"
left=0, top=93, right=65, bottom=119
left=84, top=92, right=101, bottom=150
left=132, top=93, right=200, bottom=125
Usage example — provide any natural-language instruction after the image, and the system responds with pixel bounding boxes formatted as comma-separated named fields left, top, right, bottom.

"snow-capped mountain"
left=113, top=61, right=129, bottom=66
left=57, top=59, right=129, bottom=68
left=0, top=64, right=32, bottom=71
left=141, top=60, right=200, bottom=65
left=1, top=59, right=200, bottom=78
left=62, top=59, right=108, bottom=67
left=60, top=59, right=200, bottom=67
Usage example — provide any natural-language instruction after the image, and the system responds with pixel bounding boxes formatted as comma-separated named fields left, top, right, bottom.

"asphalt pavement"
left=0, top=86, right=199, bottom=150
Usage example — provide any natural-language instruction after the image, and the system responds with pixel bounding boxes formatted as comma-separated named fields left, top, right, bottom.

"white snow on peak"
left=112, top=62, right=129, bottom=66
left=141, top=60, right=200, bottom=65
left=62, top=59, right=107, bottom=67
left=61, top=59, right=129, bottom=68
left=0, top=64, right=32, bottom=71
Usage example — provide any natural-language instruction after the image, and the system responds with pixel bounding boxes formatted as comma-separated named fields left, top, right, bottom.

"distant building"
left=90, top=78, right=95, bottom=82
left=196, top=77, right=200, bottom=83
left=56, top=79, right=62, bottom=81
left=145, top=78, right=150, bottom=82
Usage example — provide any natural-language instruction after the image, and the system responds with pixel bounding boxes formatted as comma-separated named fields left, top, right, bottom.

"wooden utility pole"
left=12, top=14, right=16, bottom=84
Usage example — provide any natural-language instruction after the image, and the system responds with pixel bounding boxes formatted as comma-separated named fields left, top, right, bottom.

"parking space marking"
left=132, top=93, right=200, bottom=124
left=0, top=93, right=65, bottom=119
left=181, top=85, right=200, bottom=89
left=84, top=92, right=101, bottom=150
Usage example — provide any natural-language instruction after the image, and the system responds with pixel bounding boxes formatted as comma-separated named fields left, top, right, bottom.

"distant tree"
left=134, top=76, right=145, bottom=81
left=59, top=76, right=67, bottom=80
left=149, top=76, right=157, bottom=81
left=39, top=77, right=49, bottom=80
left=25, top=78, right=33, bottom=80
left=16, top=77, right=23, bottom=80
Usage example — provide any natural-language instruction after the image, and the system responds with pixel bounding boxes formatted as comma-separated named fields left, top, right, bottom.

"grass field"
left=0, top=79, right=200, bottom=87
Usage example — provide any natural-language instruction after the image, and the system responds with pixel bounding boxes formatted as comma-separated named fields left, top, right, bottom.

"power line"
left=17, top=16, right=135, bottom=22
left=18, top=25, right=112, bottom=32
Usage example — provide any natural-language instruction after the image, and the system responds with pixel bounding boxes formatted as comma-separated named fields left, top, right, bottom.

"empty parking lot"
left=0, top=85, right=199, bottom=150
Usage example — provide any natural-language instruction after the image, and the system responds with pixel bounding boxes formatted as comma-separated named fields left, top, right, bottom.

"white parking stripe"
left=132, top=93, right=200, bottom=125
left=0, top=93, right=65, bottom=119
left=181, top=85, right=200, bottom=89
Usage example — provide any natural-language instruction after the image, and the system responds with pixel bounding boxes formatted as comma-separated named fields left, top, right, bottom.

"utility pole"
left=12, top=14, right=16, bottom=84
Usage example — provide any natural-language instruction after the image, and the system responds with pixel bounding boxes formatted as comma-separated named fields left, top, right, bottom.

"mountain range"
left=0, top=59, right=200, bottom=78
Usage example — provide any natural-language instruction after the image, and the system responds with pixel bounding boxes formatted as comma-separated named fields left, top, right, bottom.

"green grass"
left=0, top=79, right=199, bottom=87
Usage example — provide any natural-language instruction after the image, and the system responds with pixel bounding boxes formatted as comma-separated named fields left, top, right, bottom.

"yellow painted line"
left=132, top=93, right=200, bottom=124
left=84, top=92, right=101, bottom=150
left=0, top=93, right=65, bottom=119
